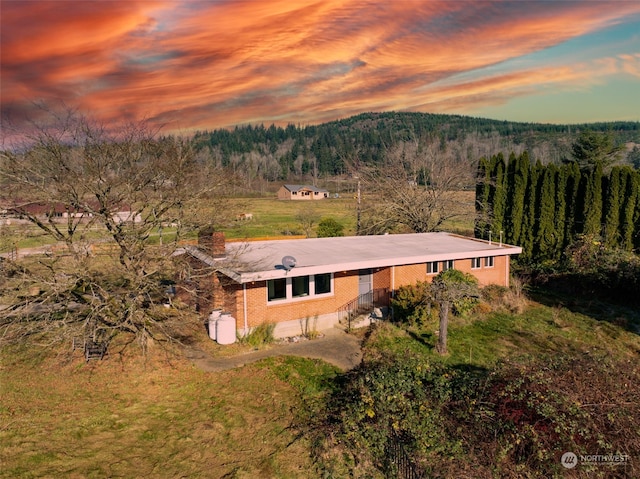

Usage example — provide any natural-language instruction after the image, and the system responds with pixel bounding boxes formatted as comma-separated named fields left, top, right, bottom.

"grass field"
left=223, top=197, right=359, bottom=239
left=1, top=292, right=638, bottom=478
left=1, top=192, right=476, bottom=252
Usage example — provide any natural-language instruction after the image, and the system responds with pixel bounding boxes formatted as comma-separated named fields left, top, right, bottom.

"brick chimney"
left=198, top=226, right=226, bottom=258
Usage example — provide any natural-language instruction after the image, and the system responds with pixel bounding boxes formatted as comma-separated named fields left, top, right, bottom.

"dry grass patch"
left=0, top=341, right=319, bottom=479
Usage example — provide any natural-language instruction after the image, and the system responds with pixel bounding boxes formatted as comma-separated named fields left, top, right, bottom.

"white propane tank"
left=216, top=312, right=236, bottom=345
left=208, top=309, right=222, bottom=340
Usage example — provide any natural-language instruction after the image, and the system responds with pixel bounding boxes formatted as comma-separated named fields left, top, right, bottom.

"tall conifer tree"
left=603, top=166, right=622, bottom=248
left=520, top=161, right=542, bottom=262
left=583, top=162, right=603, bottom=237
left=563, top=161, right=582, bottom=244
left=553, top=164, right=567, bottom=259
left=620, top=169, right=640, bottom=250
left=474, top=157, right=492, bottom=239
left=490, top=153, right=507, bottom=238
left=535, top=164, right=557, bottom=259
left=505, top=151, right=530, bottom=246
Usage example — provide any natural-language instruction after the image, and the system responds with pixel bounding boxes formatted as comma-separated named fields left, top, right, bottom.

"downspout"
left=391, top=265, right=395, bottom=296
left=243, top=283, right=248, bottom=336
left=505, top=256, right=510, bottom=287
left=391, top=266, right=395, bottom=321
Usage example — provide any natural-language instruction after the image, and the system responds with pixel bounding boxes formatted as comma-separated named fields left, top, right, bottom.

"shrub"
left=237, top=322, right=275, bottom=348
left=481, top=279, right=529, bottom=314
left=316, top=217, right=344, bottom=237
left=390, top=281, right=434, bottom=327
left=310, top=351, right=640, bottom=478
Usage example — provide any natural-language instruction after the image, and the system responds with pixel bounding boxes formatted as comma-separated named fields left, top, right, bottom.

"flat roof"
left=213, top=232, right=521, bottom=283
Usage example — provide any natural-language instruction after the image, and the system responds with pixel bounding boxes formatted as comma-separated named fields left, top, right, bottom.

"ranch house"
left=277, top=184, right=329, bottom=200
left=178, top=229, right=522, bottom=338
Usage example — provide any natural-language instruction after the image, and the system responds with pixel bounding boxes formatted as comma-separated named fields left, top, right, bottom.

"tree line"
left=475, top=151, right=640, bottom=265
left=192, top=112, right=640, bottom=186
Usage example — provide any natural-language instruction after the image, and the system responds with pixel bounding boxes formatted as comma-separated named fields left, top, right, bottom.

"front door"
left=358, top=269, right=372, bottom=296
left=358, top=269, right=373, bottom=310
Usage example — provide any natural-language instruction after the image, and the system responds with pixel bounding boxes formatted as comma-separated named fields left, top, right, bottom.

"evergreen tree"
left=553, top=164, right=568, bottom=259
left=474, top=157, right=492, bottom=239
left=563, top=161, right=582, bottom=243
left=582, top=163, right=604, bottom=237
left=505, top=151, right=530, bottom=246
left=534, top=164, right=557, bottom=259
left=520, top=161, right=542, bottom=262
left=635, top=173, right=640, bottom=251
left=489, top=153, right=507, bottom=238
left=603, top=166, right=622, bottom=248
left=570, top=129, right=623, bottom=172
left=620, top=169, right=640, bottom=250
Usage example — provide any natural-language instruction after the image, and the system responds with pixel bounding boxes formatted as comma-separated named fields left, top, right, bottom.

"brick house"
left=179, top=230, right=522, bottom=338
left=277, top=184, right=329, bottom=200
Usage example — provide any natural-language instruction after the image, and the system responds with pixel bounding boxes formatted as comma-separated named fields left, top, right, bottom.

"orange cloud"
left=2, top=0, right=639, bottom=139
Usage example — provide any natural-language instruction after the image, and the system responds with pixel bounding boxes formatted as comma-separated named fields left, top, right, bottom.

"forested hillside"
left=192, top=112, right=640, bottom=187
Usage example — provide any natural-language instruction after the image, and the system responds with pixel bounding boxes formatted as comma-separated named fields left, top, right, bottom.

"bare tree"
left=360, top=136, right=475, bottom=234
left=296, top=206, right=320, bottom=238
left=0, top=111, right=230, bottom=352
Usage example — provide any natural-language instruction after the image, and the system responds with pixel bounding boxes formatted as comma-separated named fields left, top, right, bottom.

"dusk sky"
left=2, top=0, right=640, bottom=139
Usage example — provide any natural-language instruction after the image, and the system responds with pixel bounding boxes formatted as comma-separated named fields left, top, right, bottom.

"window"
left=314, top=273, right=332, bottom=295
left=267, top=274, right=332, bottom=303
left=292, top=276, right=310, bottom=297
left=484, top=256, right=494, bottom=268
left=427, top=261, right=439, bottom=274
left=442, top=260, right=454, bottom=271
left=267, top=278, right=286, bottom=301
left=471, top=257, right=481, bottom=269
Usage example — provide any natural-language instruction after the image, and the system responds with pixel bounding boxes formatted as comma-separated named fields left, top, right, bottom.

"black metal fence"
left=337, top=288, right=390, bottom=331
left=383, top=432, right=424, bottom=479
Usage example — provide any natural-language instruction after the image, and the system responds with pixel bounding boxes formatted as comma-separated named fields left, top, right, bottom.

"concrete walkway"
left=184, top=327, right=363, bottom=372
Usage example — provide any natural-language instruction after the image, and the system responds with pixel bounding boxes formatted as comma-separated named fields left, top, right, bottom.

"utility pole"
left=356, top=177, right=361, bottom=235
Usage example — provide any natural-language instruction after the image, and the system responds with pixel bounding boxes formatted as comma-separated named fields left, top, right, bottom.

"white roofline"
left=181, top=232, right=522, bottom=284
left=235, top=246, right=521, bottom=283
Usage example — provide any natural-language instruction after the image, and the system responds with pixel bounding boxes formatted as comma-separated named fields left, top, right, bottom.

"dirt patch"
left=185, top=326, right=363, bottom=372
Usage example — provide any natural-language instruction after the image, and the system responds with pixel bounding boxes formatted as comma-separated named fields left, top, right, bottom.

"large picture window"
left=267, top=278, right=286, bottom=301
left=292, top=276, right=310, bottom=297
left=267, top=273, right=333, bottom=303
left=314, top=273, right=332, bottom=295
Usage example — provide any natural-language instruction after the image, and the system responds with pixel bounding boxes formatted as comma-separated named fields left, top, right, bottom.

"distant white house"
left=277, top=184, right=329, bottom=200
left=112, top=210, right=142, bottom=224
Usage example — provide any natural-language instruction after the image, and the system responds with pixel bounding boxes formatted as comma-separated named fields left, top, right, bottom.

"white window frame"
left=267, top=278, right=287, bottom=302
left=471, top=257, right=482, bottom=269
left=442, top=260, right=454, bottom=271
left=427, top=261, right=439, bottom=275
left=484, top=256, right=494, bottom=268
left=267, top=273, right=334, bottom=304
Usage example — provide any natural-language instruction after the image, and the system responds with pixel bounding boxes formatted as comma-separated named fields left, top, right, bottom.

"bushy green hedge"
left=389, top=281, right=435, bottom=326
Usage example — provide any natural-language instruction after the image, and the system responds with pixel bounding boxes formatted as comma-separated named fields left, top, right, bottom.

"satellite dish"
left=282, top=255, right=297, bottom=271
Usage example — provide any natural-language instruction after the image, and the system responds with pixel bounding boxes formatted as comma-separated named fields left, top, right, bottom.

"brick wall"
left=219, top=255, right=512, bottom=331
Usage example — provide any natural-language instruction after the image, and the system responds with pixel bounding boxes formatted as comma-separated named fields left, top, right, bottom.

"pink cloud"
left=2, top=0, right=639, bottom=137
